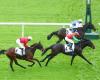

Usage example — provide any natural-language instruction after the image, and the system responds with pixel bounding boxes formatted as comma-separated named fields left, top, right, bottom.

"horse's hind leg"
left=7, top=55, right=15, bottom=71
left=10, top=59, right=14, bottom=71
left=78, top=54, right=92, bottom=65
left=14, top=59, right=26, bottom=69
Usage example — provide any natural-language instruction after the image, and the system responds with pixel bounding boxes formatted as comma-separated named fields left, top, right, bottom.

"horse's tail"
left=41, top=44, right=54, bottom=56
left=0, top=50, right=6, bottom=55
left=47, top=31, right=58, bottom=40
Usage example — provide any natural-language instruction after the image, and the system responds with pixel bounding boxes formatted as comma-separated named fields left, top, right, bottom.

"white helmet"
left=28, top=36, right=32, bottom=40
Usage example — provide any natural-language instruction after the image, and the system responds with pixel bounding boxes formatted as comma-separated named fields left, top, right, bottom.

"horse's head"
left=30, top=42, right=44, bottom=52
left=83, top=23, right=96, bottom=31
left=80, top=39, right=95, bottom=49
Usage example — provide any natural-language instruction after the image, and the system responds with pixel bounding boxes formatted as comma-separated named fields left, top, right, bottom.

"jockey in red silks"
left=65, top=31, right=80, bottom=53
left=16, top=36, right=32, bottom=55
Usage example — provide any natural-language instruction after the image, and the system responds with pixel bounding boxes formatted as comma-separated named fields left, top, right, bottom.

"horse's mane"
left=75, top=39, right=90, bottom=45
left=30, top=43, right=38, bottom=47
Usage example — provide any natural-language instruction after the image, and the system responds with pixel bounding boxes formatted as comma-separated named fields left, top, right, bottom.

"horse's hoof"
left=40, top=65, right=42, bottom=67
left=12, top=70, right=14, bottom=72
left=24, top=67, right=26, bottom=69
left=90, top=63, right=93, bottom=65
left=45, top=65, right=48, bottom=66
left=40, top=60, right=44, bottom=62
left=28, top=65, right=32, bottom=67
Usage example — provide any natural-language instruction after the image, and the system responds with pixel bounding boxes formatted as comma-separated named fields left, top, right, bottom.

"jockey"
left=65, top=31, right=80, bottom=54
left=70, top=19, right=83, bottom=32
left=16, top=36, right=32, bottom=55
left=66, top=19, right=83, bottom=35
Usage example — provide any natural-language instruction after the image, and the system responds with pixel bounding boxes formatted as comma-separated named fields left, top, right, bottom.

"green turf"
left=0, top=26, right=100, bottom=80
left=0, top=0, right=100, bottom=80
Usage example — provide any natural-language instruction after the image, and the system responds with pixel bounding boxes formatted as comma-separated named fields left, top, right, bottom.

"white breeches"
left=66, top=28, right=72, bottom=34
left=16, top=39, right=25, bottom=49
left=65, top=37, right=74, bottom=51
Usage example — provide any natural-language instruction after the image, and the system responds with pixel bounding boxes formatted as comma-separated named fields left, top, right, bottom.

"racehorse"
left=47, top=23, right=96, bottom=43
left=40, top=39, right=95, bottom=66
left=0, top=42, right=44, bottom=71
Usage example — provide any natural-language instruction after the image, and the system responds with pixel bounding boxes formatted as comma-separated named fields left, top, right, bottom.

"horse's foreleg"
left=28, top=62, right=35, bottom=67
left=40, top=54, right=52, bottom=62
left=56, top=38, right=63, bottom=44
left=47, top=31, right=58, bottom=40
left=45, top=56, right=54, bottom=66
left=25, top=59, right=35, bottom=67
left=33, top=58, right=42, bottom=67
left=71, top=55, right=76, bottom=66
left=45, top=54, right=57, bottom=66
left=78, top=54, right=92, bottom=65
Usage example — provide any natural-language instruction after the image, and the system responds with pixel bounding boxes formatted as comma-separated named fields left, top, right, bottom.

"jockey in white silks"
left=65, top=31, right=80, bottom=53
left=64, top=19, right=82, bottom=54
left=66, top=19, right=83, bottom=34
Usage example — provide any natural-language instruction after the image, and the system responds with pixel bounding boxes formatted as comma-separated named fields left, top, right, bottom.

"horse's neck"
left=31, top=45, right=37, bottom=55
left=83, top=24, right=88, bottom=32
left=79, top=42, right=88, bottom=49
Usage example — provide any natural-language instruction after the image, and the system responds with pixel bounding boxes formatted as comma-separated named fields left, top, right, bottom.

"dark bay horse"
left=47, top=23, right=96, bottom=43
left=40, top=39, right=95, bottom=66
left=0, top=42, right=44, bottom=71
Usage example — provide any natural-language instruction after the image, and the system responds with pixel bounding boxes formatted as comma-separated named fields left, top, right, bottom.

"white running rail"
left=0, top=22, right=70, bottom=37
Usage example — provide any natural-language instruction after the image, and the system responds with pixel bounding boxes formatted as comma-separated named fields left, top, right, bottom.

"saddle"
left=15, top=47, right=25, bottom=56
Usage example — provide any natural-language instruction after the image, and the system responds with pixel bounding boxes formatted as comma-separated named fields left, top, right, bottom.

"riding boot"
left=69, top=43, right=73, bottom=51
left=21, top=48, right=24, bottom=56
left=69, top=43, right=74, bottom=55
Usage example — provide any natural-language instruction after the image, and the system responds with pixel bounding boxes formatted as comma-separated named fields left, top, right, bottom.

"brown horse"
left=0, top=42, right=44, bottom=71
left=47, top=23, right=96, bottom=43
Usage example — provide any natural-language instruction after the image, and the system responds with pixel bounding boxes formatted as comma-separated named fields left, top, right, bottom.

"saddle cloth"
left=15, top=47, right=25, bottom=56
left=64, top=44, right=73, bottom=53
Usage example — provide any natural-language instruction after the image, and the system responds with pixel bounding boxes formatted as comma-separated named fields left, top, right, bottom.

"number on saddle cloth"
left=15, top=47, right=25, bottom=56
left=64, top=43, right=73, bottom=52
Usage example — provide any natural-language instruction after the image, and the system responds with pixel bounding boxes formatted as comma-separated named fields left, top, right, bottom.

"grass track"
left=0, top=0, right=100, bottom=80
left=0, top=27, right=100, bottom=80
